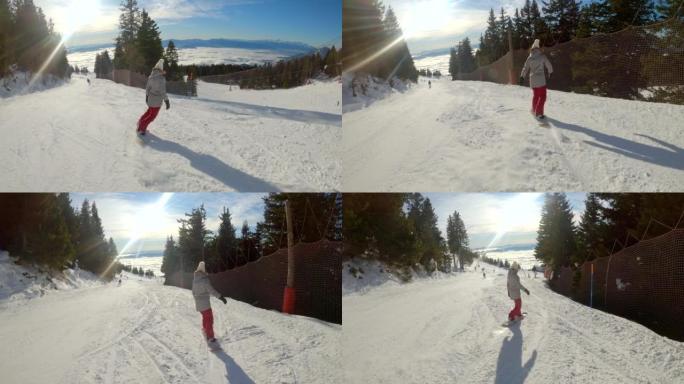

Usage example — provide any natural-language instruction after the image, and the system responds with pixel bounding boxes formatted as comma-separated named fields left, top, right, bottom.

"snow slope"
left=0, top=275, right=340, bottom=384
left=0, top=251, right=102, bottom=308
left=343, top=77, right=684, bottom=191
left=343, top=264, right=684, bottom=383
left=0, top=75, right=341, bottom=191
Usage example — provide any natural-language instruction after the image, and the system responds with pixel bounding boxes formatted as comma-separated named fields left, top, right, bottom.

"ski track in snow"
left=343, top=267, right=684, bottom=384
left=0, top=75, right=341, bottom=191
left=343, top=77, right=684, bottom=192
left=0, top=277, right=341, bottom=384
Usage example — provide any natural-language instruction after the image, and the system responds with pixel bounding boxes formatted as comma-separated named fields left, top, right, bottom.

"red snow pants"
left=532, top=86, right=547, bottom=116
left=509, top=298, right=522, bottom=321
left=201, top=308, right=214, bottom=340
left=137, top=106, right=160, bottom=133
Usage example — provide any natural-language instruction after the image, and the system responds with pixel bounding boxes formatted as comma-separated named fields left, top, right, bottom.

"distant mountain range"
left=67, top=38, right=321, bottom=55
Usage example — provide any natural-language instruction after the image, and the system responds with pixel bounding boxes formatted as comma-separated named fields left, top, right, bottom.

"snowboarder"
left=137, top=59, right=170, bottom=136
left=507, top=262, right=529, bottom=322
left=519, top=39, right=553, bottom=121
left=192, top=261, right=227, bottom=348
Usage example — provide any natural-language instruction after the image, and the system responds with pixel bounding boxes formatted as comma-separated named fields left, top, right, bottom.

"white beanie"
left=154, top=58, right=164, bottom=71
left=531, top=39, right=541, bottom=50
left=196, top=261, right=206, bottom=273
left=511, top=261, right=520, bottom=271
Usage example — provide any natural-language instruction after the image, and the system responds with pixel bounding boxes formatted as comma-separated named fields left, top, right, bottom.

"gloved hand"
left=219, top=296, right=227, bottom=304
left=165, top=99, right=170, bottom=110
left=145, top=95, right=148, bottom=103
left=518, top=76, right=524, bottom=86
left=524, top=288, right=530, bottom=295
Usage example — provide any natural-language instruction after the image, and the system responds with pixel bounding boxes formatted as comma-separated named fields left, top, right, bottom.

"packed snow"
left=342, top=76, right=684, bottom=192
left=0, top=251, right=102, bottom=309
left=342, top=260, right=684, bottom=383
left=0, top=74, right=341, bottom=191
left=0, top=268, right=341, bottom=384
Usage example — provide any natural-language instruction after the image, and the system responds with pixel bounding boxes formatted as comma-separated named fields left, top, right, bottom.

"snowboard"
left=501, top=312, right=528, bottom=327
left=207, top=339, right=222, bottom=352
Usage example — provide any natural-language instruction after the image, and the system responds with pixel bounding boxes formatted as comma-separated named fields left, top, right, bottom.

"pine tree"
left=164, top=40, right=180, bottom=80
left=542, top=0, right=581, bottom=43
left=161, top=235, right=178, bottom=282
left=576, top=193, right=606, bottom=263
left=446, top=211, right=470, bottom=270
left=656, top=0, right=683, bottom=19
left=215, top=207, right=237, bottom=270
left=604, top=0, right=655, bottom=31
left=135, top=9, right=163, bottom=74
left=177, top=205, right=210, bottom=273
left=448, top=46, right=459, bottom=79
left=0, top=0, right=14, bottom=75
left=534, top=193, right=577, bottom=272
left=115, top=0, right=140, bottom=69
left=458, top=38, right=477, bottom=74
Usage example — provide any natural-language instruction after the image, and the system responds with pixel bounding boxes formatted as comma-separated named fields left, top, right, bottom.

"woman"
left=137, top=58, right=170, bottom=135
left=520, top=39, right=553, bottom=120
left=192, top=261, right=226, bottom=345
left=507, top=262, right=529, bottom=322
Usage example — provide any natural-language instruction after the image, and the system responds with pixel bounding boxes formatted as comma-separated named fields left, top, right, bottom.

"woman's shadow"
left=494, top=322, right=537, bottom=384
left=213, top=349, right=256, bottom=384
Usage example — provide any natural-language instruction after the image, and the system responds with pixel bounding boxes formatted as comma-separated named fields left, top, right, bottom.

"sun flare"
left=61, top=0, right=102, bottom=41
left=487, top=194, right=541, bottom=248
left=398, top=0, right=454, bottom=39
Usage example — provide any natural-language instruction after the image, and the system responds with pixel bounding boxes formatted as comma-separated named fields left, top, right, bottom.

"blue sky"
left=70, top=192, right=267, bottom=255
left=385, top=0, right=595, bottom=53
left=35, top=0, right=341, bottom=47
left=426, top=192, right=587, bottom=249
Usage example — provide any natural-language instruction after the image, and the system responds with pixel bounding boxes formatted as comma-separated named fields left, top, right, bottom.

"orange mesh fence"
left=458, top=18, right=684, bottom=104
left=550, top=228, right=684, bottom=340
left=165, top=240, right=342, bottom=324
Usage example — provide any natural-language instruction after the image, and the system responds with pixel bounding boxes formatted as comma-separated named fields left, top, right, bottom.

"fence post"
left=282, top=200, right=296, bottom=314
left=590, top=263, right=594, bottom=308
left=508, top=29, right=515, bottom=84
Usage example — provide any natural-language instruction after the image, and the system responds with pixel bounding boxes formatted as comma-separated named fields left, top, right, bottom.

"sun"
left=119, top=193, right=174, bottom=256
left=487, top=194, right=541, bottom=248
left=398, top=0, right=454, bottom=39
left=61, top=0, right=102, bottom=41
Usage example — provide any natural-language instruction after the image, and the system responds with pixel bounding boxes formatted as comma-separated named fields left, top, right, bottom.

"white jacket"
left=507, top=269, right=528, bottom=300
left=521, top=50, right=553, bottom=88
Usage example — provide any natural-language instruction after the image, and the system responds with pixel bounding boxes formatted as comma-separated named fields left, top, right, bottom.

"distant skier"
left=428, top=80, right=432, bottom=89
left=192, top=261, right=227, bottom=348
left=137, top=59, right=170, bottom=136
left=87, top=78, right=90, bottom=85
left=507, top=262, right=529, bottom=322
left=519, top=39, right=553, bottom=121
left=483, top=270, right=486, bottom=279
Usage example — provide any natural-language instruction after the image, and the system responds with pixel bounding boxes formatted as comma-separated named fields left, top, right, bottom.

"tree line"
left=344, top=193, right=476, bottom=276
left=112, top=0, right=163, bottom=75
left=535, top=192, right=684, bottom=275
left=0, top=0, right=69, bottom=79
left=463, top=0, right=682, bottom=68
left=121, top=264, right=154, bottom=277
left=235, top=47, right=340, bottom=90
left=0, top=194, right=119, bottom=279
left=161, top=193, right=341, bottom=284
left=343, top=0, right=418, bottom=82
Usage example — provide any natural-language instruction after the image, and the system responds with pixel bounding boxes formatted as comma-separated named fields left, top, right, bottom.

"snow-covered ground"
left=343, top=76, right=684, bottom=191
left=0, top=251, right=102, bottom=308
left=343, top=261, right=684, bottom=383
left=0, top=75, right=341, bottom=191
left=0, top=269, right=340, bottom=383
